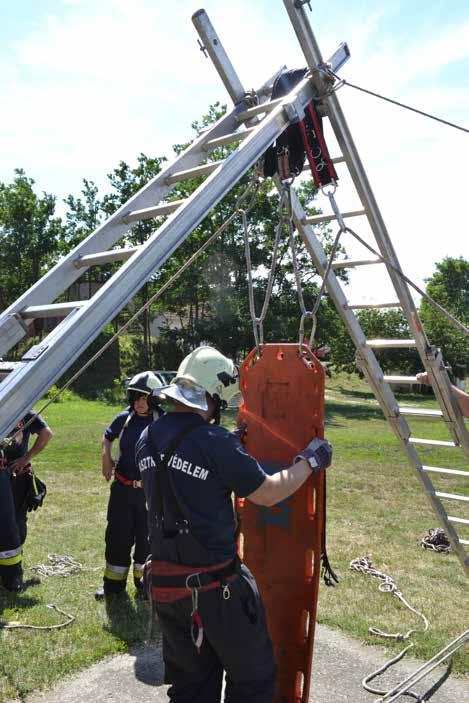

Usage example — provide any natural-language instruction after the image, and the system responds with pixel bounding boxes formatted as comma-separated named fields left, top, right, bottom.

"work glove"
left=231, top=421, right=248, bottom=442
left=295, top=437, right=332, bottom=472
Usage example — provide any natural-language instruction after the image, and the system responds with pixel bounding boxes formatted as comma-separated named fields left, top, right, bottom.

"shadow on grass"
left=0, top=588, right=41, bottom=625
left=333, top=386, right=376, bottom=402
left=103, top=592, right=149, bottom=645
left=325, top=401, right=384, bottom=424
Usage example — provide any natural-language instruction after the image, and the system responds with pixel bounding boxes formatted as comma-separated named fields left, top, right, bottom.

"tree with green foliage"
left=420, top=257, right=469, bottom=380
left=0, top=169, right=64, bottom=310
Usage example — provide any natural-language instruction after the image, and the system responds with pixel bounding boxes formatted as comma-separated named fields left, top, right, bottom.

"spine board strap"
left=321, top=470, right=339, bottom=587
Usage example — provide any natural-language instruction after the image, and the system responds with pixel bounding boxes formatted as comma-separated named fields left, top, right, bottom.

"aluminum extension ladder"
left=0, top=3, right=467, bottom=574
left=192, top=3, right=469, bottom=574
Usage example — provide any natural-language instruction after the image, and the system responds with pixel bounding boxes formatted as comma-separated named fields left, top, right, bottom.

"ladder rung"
left=422, top=465, right=469, bottom=478
left=165, top=161, right=223, bottom=185
left=203, top=127, right=256, bottom=151
left=303, top=208, right=366, bottom=226
left=122, top=199, right=186, bottom=224
left=409, top=438, right=457, bottom=448
left=366, top=339, right=416, bottom=349
left=349, top=302, right=401, bottom=310
left=435, top=491, right=469, bottom=503
left=75, top=247, right=140, bottom=268
left=400, top=407, right=444, bottom=418
left=21, top=302, right=85, bottom=319
left=235, top=98, right=284, bottom=124
left=384, top=375, right=418, bottom=385
left=332, top=257, right=382, bottom=269
left=448, top=515, right=469, bottom=525
left=459, top=539, right=469, bottom=546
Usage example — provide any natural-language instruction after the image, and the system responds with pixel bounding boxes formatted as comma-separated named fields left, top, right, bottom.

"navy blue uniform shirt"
left=105, top=408, right=153, bottom=481
left=4, top=412, right=47, bottom=462
left=135, top=412, right=267, bottom=563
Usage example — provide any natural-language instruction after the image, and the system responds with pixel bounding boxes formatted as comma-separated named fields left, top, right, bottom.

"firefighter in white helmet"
left=136, top=347, right=332, bottom=702
left=95, top=371, right=163, bottom=600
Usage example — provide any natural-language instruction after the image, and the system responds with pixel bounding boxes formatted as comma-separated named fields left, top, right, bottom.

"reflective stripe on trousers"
left=0, top=545, right=22, bottom=566
left=104, top=563, right=129, bottom=581
left=133, top=563, right=144, bottom=579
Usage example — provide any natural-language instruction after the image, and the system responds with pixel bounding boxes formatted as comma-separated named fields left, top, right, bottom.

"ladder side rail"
left=282, top=0, right=469, bottom=454
left=287, top=186, right=469, bottom=574
left=0, top=107, right=243, bottom=358
left=0, top=76, right=317, bottom=440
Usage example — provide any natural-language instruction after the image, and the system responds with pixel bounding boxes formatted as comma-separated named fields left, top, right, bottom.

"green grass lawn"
left=0, top=379, right=467, bottom=701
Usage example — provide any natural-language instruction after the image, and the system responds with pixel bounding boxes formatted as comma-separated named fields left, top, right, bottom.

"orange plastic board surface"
left=237, top=344, right=325, bottom=703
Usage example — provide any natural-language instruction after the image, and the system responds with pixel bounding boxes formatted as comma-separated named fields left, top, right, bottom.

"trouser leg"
left=204, top=565, right=276, bottom=703
left=156, top=599, right=223, bottom=703
left=0, top=471, right=23, bottom=588
left=103, top=483, right=134, bottom=593
left=132, top=491, right=149, bottom=585
left=12, top=473, right=29, bottom=546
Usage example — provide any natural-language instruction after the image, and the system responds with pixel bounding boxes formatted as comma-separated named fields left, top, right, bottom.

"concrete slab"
left=21, top=625, right=468, bottom=703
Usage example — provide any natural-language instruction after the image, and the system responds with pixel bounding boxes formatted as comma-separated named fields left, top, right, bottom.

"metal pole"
left=192, top=10, right=246, bottom=104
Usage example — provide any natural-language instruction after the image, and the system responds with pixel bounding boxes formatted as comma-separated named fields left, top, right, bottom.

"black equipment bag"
left=263, top=68, right=337, bottom=188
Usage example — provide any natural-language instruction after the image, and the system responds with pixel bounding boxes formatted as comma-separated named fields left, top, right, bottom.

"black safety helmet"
left=127, top=372, right=162, bottom=406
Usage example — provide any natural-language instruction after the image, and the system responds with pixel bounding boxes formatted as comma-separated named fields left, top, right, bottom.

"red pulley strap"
left=236, top=343, right=326, bottom=703
left=300, top=100, right=338, bottom=188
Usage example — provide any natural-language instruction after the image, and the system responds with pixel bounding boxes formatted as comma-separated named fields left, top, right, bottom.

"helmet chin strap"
left=211, top=395, right=222, bottom=425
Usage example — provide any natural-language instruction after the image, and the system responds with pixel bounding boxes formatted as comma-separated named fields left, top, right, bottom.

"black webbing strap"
left=320, top=471, right=339, bottom=587
left=147, top=415, right=204, bottom=537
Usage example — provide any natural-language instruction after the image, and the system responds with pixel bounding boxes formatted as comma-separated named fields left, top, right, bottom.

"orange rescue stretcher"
left=236, top=343, right=328, bottom=703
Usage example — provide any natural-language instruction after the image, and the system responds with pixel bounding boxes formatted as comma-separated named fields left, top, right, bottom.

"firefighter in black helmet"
left=95, top=371, right=163, bottom=600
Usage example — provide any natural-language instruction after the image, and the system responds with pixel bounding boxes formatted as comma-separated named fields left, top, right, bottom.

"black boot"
left=2, top=573, right=25, bottom=593
left=95, top=578, right=126, bottom=600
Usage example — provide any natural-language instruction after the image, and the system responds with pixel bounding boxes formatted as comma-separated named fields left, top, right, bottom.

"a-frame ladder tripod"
left=192, top=3, right=469, bottom=576
left=0, top=2, right=467, bottom=576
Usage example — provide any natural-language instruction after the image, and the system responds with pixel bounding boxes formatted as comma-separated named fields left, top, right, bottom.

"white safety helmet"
left=154, top=346, right=239, bottom=411
left=127, top=371, right=163, bottom=402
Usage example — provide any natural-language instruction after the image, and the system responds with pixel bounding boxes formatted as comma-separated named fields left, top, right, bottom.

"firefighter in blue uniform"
left=0, top=412, right=53, bottom=592
left=95, top=371, right=163, bottom=600
left=136, top=346, right=332, bottom=703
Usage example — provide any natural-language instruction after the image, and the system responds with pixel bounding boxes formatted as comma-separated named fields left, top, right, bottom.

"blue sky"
left=1, top=0, right=468, bottom=304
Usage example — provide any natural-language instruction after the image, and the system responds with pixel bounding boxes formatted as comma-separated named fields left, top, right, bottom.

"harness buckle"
left=185, top=572, right=202, bottom=591
left=222, top=584, right=231, bottom=600
left=132, top=479, right=142, bottom=488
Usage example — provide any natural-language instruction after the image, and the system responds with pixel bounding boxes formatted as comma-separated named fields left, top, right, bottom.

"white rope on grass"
left=28, top=553, right=102, bottom=577
left=0, top=604, right=76, bottom=631
left=350, top=555, right=432, bottom=699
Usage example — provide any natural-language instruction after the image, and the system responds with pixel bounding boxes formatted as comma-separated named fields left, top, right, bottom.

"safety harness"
left=263, top=67, right=337, bottom=187
left=114, top=472, right=142, bottom=488
left=112, top=409, right=147, bottom=488
left=146, top=415, right=241, bottom=652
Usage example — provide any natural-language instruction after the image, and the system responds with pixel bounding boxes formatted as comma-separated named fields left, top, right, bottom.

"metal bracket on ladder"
left=193, top=3, right=469, bottom=575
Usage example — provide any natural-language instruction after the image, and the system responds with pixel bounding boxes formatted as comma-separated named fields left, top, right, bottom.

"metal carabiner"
left=298, top=310, right=317, bottom=349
